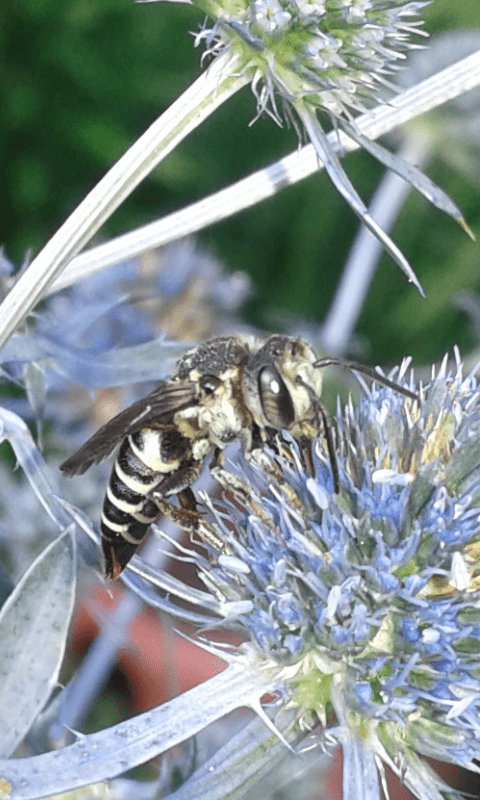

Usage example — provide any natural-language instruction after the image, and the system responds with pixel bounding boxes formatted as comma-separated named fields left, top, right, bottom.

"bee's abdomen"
left=100, top=430, right=186, bottom=578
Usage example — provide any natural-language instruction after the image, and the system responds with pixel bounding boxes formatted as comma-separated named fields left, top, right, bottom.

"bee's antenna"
left=314, top=357, right=418, bottom=402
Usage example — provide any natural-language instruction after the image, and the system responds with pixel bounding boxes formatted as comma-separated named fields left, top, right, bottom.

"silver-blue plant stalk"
left=4, top=353, right=480, bottom=799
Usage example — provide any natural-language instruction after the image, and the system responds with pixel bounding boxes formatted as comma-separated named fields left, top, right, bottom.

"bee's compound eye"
left=199, top=375, right=222, bottom=395
left=258, top=366, right=295, bottom=429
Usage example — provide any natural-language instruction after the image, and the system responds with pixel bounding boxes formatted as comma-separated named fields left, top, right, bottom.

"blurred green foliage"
left=2, top=0, right=480, bottom=366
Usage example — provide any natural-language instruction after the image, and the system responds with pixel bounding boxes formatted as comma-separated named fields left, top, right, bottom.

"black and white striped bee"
left=60, top=335, right=417, bottom=578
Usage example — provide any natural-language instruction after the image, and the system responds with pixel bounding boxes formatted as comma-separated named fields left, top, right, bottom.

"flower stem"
left=0, top=663, right=270, bottom=799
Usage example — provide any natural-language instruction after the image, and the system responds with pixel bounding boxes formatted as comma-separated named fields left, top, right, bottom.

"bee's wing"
left=60, top=380, right=198, bottom=476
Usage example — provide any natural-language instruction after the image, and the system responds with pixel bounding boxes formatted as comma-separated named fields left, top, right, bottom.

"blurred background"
left=2, top=3, right=480, bottom=798
left=2, top=0, right=480, bottom=367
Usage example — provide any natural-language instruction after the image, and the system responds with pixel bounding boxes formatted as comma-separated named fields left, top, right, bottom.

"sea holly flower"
left=5, top=353, right=480, bottom=799
left=167, top=352, right=480, bottom=798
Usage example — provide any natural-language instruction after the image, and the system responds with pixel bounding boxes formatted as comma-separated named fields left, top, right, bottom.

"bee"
left=60, top=335, right=417, bottom=578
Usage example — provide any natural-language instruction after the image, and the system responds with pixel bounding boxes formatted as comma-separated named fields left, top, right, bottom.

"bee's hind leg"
left=152, top=479, right=228, bottom=553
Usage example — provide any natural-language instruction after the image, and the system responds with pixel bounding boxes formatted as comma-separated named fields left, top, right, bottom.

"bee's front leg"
left=209, top=447, right=274, bottom=524
left=248, top=445, right=310, bottom=519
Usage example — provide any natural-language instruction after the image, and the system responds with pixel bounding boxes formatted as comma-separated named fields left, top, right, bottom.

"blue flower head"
left=199, top=353, right=480, bottom=797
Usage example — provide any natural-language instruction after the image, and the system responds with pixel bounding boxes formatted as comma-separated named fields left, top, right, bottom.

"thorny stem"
left=0, top=664, right=271, bottom=800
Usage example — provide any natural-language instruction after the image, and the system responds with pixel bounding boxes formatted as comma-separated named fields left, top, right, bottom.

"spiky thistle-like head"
left=196, top=353, right=480, bottom=797
left=195, top=0, right=429, bottom=121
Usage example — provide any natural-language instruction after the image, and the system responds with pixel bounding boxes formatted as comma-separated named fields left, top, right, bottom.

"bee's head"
left=241, top=336, right=323, bottom=435
left=241, top=335, right=416, bottom=493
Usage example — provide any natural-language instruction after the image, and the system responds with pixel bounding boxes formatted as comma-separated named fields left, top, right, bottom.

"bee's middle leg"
left=213, top=438, right=305, bottom=519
